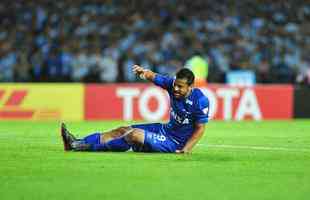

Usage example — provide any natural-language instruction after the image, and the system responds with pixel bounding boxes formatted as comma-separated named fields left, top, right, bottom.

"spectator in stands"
left=0, top=0, right=309, bottom=85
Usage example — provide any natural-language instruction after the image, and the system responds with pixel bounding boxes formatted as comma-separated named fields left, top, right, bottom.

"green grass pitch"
left=0, top=120, right=310, bottom=200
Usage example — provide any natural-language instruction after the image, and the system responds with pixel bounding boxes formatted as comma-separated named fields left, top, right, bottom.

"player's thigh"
left=131, top=123, right=162, bottom=133
left=133, top=130, right=178, bottom=153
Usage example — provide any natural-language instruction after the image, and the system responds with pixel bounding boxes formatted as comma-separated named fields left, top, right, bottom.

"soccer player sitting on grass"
left=61, top=65, right=210, bottom=153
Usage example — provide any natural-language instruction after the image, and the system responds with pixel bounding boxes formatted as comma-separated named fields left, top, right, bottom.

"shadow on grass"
left=55, top=150, right=234, bottom=164
left=81, top=151, right=236, bottom=162
left=60, top=149, right=306, bottom=163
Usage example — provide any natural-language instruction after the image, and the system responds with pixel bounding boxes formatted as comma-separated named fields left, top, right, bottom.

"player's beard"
left=173, top=91, right=181, bottom=98
left=173, top=89, right=191, bottom=99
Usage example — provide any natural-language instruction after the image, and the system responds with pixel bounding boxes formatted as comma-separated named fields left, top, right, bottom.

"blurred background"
left=0, top=0, right=309, bottom=85
left=1, top=3, right=310, bottom=199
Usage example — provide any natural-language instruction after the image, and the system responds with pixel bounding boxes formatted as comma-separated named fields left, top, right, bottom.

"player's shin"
left=104, top=138, right=131, bottom=151
left=72, top=133, right=109, bottom=151
left=72, top=131, right=132, bottom=152
left=103, top=129, right=133, bottom=151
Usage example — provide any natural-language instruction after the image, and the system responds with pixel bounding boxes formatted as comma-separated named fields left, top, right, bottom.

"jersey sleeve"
left=194, top=96, right=210, bottom=124
left=153, top=74, right=174, bottom=90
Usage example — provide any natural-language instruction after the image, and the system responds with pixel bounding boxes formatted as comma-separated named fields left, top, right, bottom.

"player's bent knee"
left=119, top=126, right=133, bottom=133
left=124, top=129, right=144, bottom=144
left=110, top=126, right=132, bottom=137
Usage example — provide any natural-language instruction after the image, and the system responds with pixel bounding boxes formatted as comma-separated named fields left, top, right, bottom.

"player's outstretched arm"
left=132, top=65, right=156, bottom=82
left=176, top=123, right=206, bottom=154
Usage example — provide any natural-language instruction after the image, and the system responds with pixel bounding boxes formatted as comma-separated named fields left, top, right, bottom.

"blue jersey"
left=153, top=74, right=210, bottom=145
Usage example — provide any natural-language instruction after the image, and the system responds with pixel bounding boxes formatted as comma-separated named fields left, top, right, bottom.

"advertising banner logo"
left=85, top=84, right=293, bottom=121
left=0, top=84, right=84, bottom=121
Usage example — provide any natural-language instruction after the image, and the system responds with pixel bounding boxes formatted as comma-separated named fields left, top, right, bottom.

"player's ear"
left=187, top=84, right=193, bottom=92
left=188, top=82, right=194, bottom=89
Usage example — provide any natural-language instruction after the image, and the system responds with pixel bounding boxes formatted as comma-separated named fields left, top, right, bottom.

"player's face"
left=173, top=78, right=192, bottom=99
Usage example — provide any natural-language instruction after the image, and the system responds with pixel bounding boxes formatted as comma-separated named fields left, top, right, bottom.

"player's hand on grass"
left=175, top=149, right=191, bottom=154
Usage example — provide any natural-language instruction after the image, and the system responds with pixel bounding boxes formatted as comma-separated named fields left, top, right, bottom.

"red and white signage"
left=85, top=84, right=293, bottom=121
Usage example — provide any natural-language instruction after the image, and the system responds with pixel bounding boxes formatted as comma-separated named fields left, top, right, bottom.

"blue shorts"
left=131, top=123, right=179, bottom=153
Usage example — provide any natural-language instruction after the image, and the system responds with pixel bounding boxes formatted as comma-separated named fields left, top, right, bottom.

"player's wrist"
left=140, top=69, right=152, bottom=80
left=139, top=69, right=147, bottom=80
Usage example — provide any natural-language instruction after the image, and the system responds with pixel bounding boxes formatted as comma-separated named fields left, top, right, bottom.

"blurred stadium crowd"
left=0, top=0, right=309, bottom=84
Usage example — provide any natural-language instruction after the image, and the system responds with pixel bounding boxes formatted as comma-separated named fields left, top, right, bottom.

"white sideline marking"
left=198, top=144, right=310, bottom=152
left=0, top=134, right=309, bottom=153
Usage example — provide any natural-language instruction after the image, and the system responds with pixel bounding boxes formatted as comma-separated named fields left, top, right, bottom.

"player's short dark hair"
left=176, top=68, right=195, bottom=85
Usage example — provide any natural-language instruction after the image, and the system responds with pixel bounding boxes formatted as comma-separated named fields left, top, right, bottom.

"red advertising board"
left=85, top=84, right=293, bottom=121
